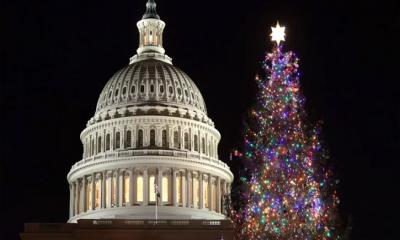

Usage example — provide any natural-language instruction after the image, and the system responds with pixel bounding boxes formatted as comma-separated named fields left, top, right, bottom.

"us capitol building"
left=21, top=1, right=234, bottom=239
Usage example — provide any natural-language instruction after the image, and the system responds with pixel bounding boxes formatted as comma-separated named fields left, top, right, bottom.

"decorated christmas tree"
left=230, top=23, right=341, bottom=240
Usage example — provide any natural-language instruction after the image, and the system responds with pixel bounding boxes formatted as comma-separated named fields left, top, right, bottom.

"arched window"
left=162, top=176, right=168, bottom=203
left=106, top=174, right=112, bottom=208
left=137, top=129, right=143, bottom=148
left=136, top=176, right=143, bottom=202
left=184, top=132, right=189, bottom=150
left=95, top=177, right=101, bottom=209
left=106, top=134, right=110, bottom=151
left=123, top=173, right=130, bottom=204
left=150, top=129, right=156, bottom=147
left=194, top=135, right=198, bottom=152
left=97, top=136, right=102, bottom=153
left=202, top=138, right=206, bottom=154
left=125, top=130, right=132, bottom=148
left=161, top=130, right=167, bottom=148
left=149, top=176, right=156, bottom=202
left=115, top=132, right=121, bottom=149
left=173, top=131, right=179, bottom=149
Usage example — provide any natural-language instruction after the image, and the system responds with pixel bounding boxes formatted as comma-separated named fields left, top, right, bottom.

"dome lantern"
left=130, top=0, right=172, bottom=64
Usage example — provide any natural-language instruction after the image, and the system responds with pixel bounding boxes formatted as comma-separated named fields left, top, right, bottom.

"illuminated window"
left=150, top=129, right=156, bottom=147
left=149, top=176, right=156, bottom=202
left=137, top=129, right=143, bottom=147
left=115, top=132, right=121, bottom=149
left=106, top=175, right=112, bottom=208
left=124, top=173, right=130, bottom=204
left=161, top=130, right=167, bottom=148
left=95, top=178, right=101, bottom=209
left=106, top=134, right=110, bottom=150
left=173, top=131, right=179, bottom=148
left=193, top=177, right=199, bottom=208
left=136, top=176, right=143, bottom=202
left=194, top=135, right=198, bottom=152
left=162, top=176, right=168, bottom=202
left=97, top=136, right=102, bottom=153
left=203, top=179, right=208, bottom=209
left=184, top=132, right=189, bottom=150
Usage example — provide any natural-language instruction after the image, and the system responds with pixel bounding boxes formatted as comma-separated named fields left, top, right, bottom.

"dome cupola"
left=130, top=0, right=171, bottom=64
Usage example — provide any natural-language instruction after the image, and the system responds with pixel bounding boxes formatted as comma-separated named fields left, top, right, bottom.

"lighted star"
left=270, top=22, right=286, bottom=46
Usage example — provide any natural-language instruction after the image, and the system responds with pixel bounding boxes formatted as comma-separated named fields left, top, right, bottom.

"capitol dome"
left=94, top=59, right=208, bottom=120
left=67, top=0, right=233, bottom=223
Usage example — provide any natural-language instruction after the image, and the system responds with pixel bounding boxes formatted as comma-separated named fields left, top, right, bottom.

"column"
left=181, top=170, right=186, bottom=207
left=186, top=170, right=190, bottom=208
left=69, top=184, right=74, bottom=218
left=91, top=173, right=95, bottom=210
left=82, top=176, right=87, bottom=212
left=143, top=168, right=149, bottom=205
left=129, top=168, right=135, bottom=206
left=74, top=181, right=79, bottom=215
left=101, top=171, right=106, bottom=208
left=208, top=174, right=212, bottom=210
left=172, top=168, right=177, bottom=207
left=117, top=169, right=122, bottom=207
left=199, top=172, right=203, bottom=209
left=191, top=171, right=195, bottom=208
left=217, top=177, right=221, bottom=213
left=158, top=168, right=163, bottom=205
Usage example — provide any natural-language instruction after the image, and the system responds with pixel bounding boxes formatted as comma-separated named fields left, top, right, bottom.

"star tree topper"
left=270, top=21, right=286, bottom=46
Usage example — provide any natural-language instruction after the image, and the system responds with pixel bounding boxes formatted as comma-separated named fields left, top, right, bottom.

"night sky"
left=2, top=0, right=399, bottom=239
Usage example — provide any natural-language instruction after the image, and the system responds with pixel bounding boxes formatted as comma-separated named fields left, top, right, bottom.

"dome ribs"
left=94, top=60, right=208, bottom=118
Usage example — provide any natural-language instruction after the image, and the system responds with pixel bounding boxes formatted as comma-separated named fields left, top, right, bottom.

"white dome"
left=67, top=0, right=233, bottom=223
left=95, top=59, right=207, bottom=117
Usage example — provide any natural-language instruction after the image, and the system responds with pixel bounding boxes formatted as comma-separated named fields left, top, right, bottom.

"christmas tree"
left=231, top=22, right=341, bottom=240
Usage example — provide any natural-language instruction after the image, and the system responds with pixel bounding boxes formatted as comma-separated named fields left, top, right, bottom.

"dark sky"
left=1, top=0, right=399, bottom=239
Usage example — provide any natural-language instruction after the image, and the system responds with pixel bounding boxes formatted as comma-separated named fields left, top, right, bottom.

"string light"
left=228, top=24, right=341, bottom=240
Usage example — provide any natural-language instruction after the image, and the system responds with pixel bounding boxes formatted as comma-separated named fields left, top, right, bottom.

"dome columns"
left=68, top=166, right=230, bottom=222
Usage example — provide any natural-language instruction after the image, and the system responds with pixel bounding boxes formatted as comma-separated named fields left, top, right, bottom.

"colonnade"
left=69, top=167, right=230, bottom=218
